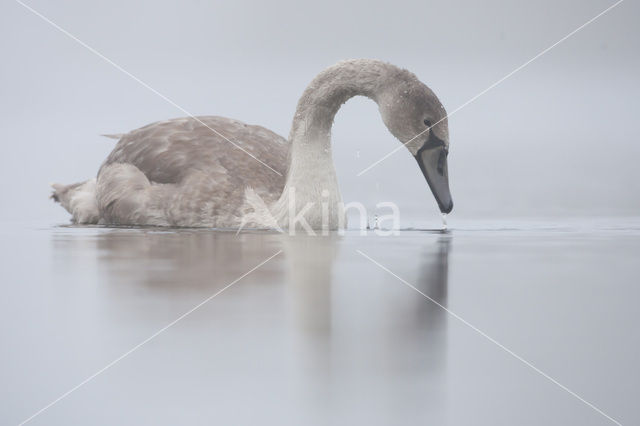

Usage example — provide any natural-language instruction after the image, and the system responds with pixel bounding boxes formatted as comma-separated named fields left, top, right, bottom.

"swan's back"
left=102, top=116, right=288, bottom=191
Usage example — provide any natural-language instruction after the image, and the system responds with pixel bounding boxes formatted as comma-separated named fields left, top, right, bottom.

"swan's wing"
left=101, top=116, right=289, bottom=198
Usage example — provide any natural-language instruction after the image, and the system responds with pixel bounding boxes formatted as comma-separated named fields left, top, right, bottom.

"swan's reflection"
left=282, top=234, right=451, bottom=423
left=408, top=235, right=450, bottom=367
left=52, top=230, right=449, bottom=365
left=52, top=228, right=283, bottom=293
left=51, top=229, right=451, bottom=423
left=282, top=236, right=338, bottom=415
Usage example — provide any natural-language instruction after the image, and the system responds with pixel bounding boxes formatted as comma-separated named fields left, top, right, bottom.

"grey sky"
left=1, top=0, right=638, bottom=224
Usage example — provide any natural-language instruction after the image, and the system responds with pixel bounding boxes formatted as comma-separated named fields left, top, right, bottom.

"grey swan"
left=51, top=59, right=453, bottom=230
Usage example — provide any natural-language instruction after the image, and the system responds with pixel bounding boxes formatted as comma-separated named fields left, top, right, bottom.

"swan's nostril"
left=437, top=150, right=446, bottom=175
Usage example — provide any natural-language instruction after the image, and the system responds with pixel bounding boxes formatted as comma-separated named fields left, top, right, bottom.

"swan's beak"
left=415, top=140, right=453, bottom=214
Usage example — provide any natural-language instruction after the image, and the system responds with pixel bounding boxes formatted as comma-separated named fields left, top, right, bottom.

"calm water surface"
left=1, top=219, right=639, bottom=425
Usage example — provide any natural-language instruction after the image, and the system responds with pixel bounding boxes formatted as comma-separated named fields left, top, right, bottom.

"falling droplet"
left=441, top=213, right=448, bottom=230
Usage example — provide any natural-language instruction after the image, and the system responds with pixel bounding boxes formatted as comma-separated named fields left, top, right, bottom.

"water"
left=1, top=219, right=639, bottom=425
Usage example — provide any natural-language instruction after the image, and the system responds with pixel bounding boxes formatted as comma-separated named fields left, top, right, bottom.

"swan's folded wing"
left=100, top=116, right=289, bottom=196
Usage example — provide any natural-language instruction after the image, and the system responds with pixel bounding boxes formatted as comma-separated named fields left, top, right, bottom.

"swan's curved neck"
left=272, top=60, right=398, bottom=229
left=288, top=60, right=393, bottom=151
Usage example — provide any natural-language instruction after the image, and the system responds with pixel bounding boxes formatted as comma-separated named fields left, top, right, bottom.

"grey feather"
left=101, top=133, right=125, bottom=140
left=96, top=116, right=288, bottom=227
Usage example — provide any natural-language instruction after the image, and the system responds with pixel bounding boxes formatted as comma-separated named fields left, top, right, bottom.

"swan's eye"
left=423, top=119, right=432, bottom=127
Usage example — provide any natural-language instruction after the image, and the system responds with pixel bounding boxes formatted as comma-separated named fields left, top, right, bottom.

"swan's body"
left=52, top=59, right=453, bottom=229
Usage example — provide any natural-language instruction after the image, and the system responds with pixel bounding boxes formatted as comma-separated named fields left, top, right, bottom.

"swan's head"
left=378, top=76, right=453, bottom=214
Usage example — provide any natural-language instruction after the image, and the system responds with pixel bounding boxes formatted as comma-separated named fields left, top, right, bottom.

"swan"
left=51, top=59, right=453, bottom=230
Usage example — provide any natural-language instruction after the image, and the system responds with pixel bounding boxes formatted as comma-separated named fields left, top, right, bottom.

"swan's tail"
left=50, top=179, right=100, bottom=224
left=100, top=133, right=124, bottom=140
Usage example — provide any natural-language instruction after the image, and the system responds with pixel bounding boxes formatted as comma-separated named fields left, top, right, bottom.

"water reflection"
left=283, top=236, right=339, bottom=418
left=411, top=236, right=450, bottom=365
left=281, top=234, right=451, bottom=423
left=50, top=229, right=451, bottom=424
left=351, top=236, right=450, bottom=424
left=53, top=229, right=283, bottom=292
left=23, top=225, right=638, bottom=425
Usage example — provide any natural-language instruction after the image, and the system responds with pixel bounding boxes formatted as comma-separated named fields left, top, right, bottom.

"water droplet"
left=441, top=213, right=448, bottom=230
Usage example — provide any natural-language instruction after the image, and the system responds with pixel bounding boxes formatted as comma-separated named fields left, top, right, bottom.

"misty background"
left=1, top=0, right=638, bottom=225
